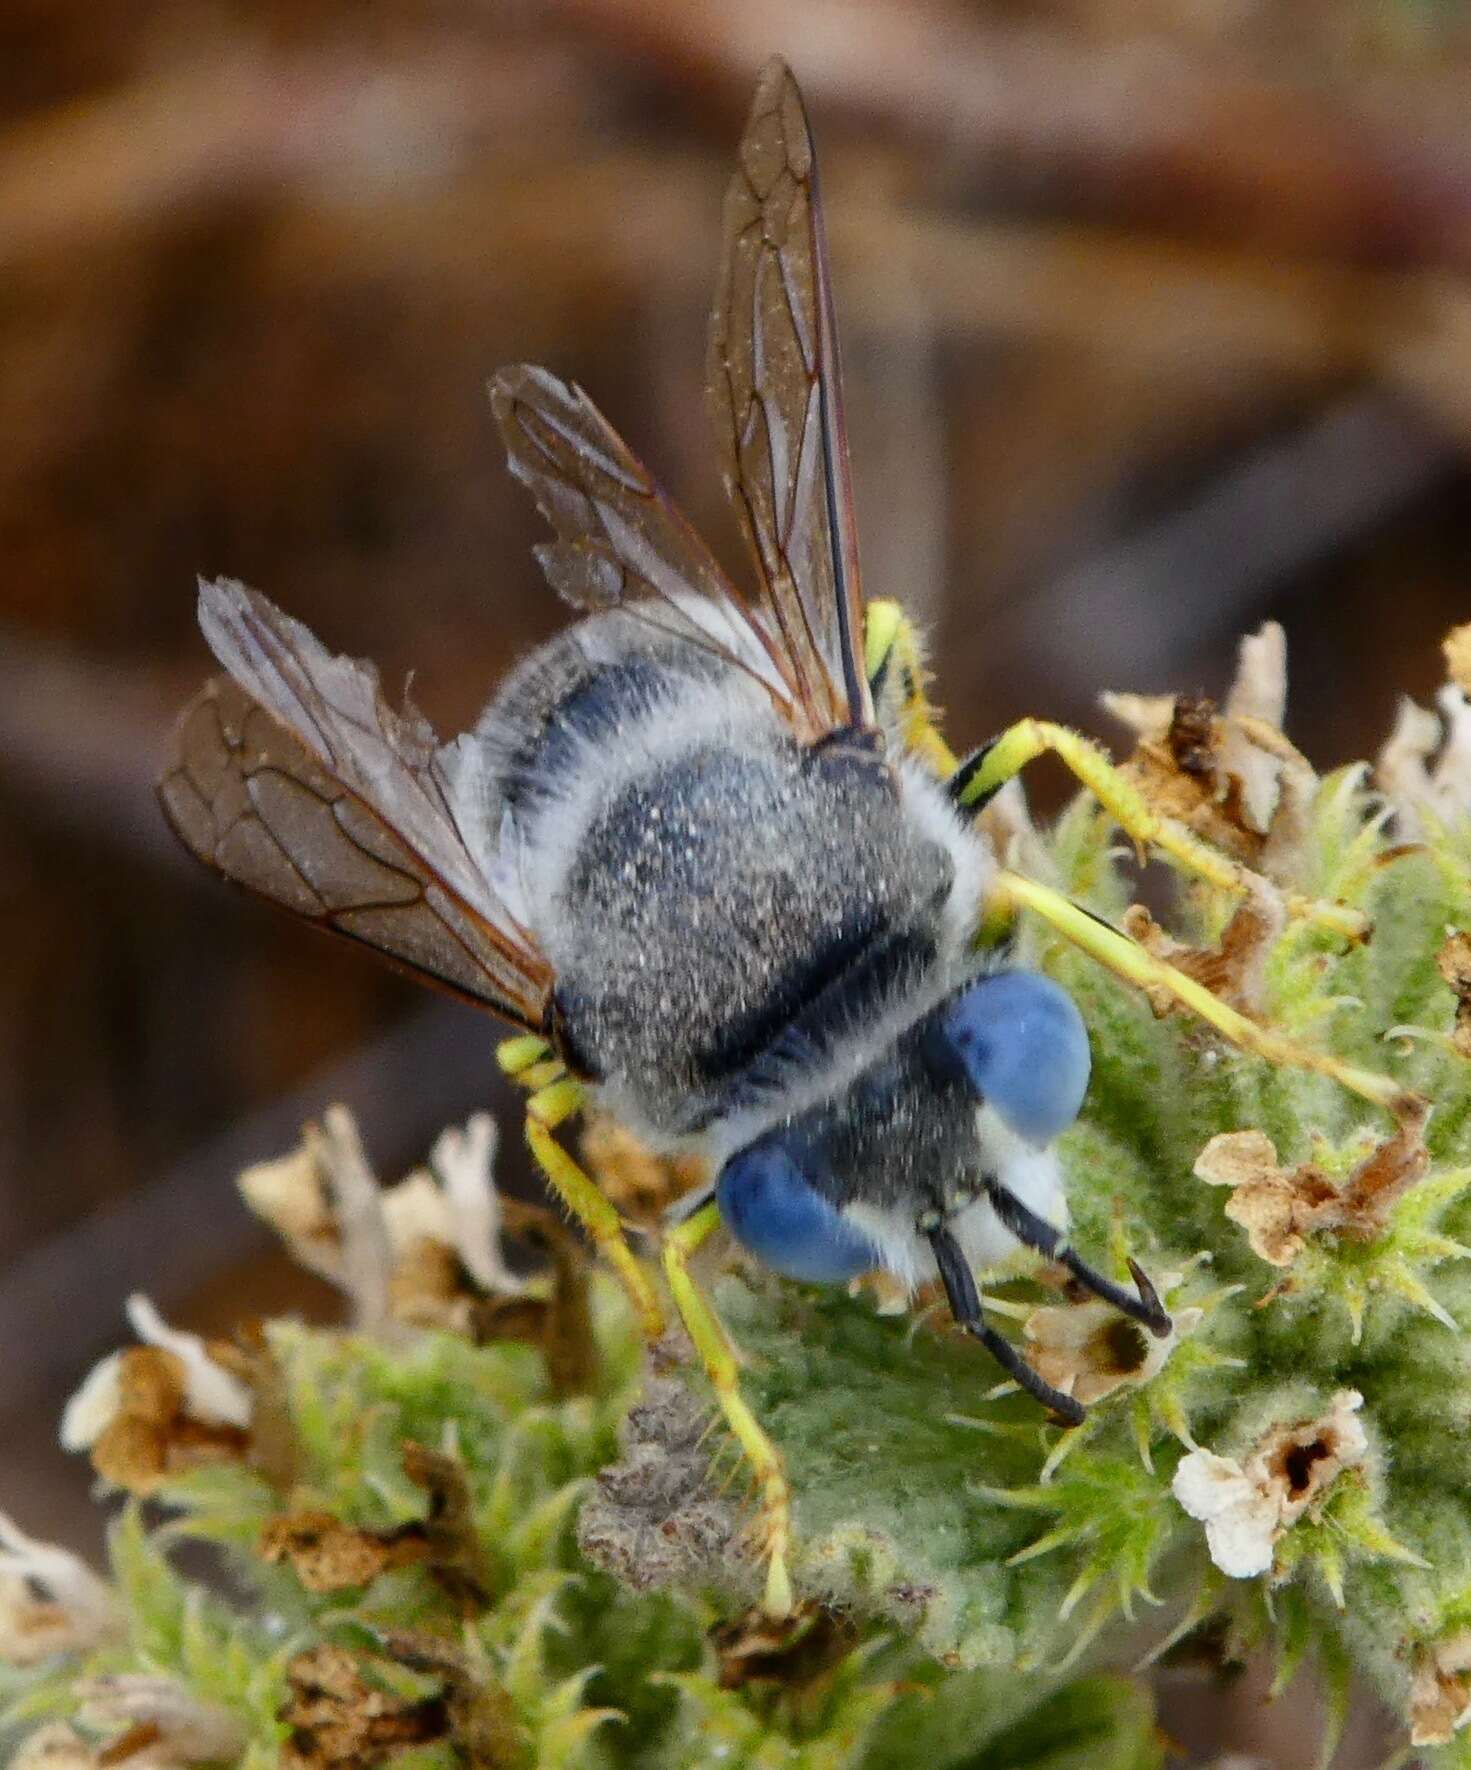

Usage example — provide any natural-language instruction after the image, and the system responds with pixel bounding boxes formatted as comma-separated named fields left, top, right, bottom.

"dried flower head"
left=1172, top=1390, right=1367, bottom=1578
left=1437, top=931, right=1471, bottom=1059
left=1375, top=631, right=1471, bottom=832
left=240, top=1107, right=527, bottom=1337
left=278, top=1644, right=446, bottom=1770
left=262, top=1440, right=488, bottom=1611
left=1193, top=1117, right=1429, bottom=1270
left=0, top=1512, right=118, bottom=1665
left=11, top=1724, right=93, bottom=1770
left=1121, top=894, right=1283, bottom=1019
left=579, top=1110, right=708, bottom=1227
left=1411, top=1631, right=1471, bottom=1745
left=1103, top=622, right=1314, bottom=878
left=711, top=1602, right=858, bottom=1692
left=74, top=1674, right=246, bottom=1767
left=59, top=1295, right=253, bottom=1494
left=1023, top=1276, right=1200, bottom=1406
left=375, top=1632, right=536, bottom=1767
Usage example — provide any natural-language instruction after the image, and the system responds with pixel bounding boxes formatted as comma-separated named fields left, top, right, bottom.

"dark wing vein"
left=491, top=363, right=797, bottom=717
left=162, top=583, right=552, bottom=1032
left=707, top=56, right=873, bottom=738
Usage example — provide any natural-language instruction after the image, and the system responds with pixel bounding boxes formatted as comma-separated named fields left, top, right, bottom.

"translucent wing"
left=159, top=579, right=552, bottom=1032
left=491, top=363, right=803, bottom=727
left=708, top=57, right=871, bottom=737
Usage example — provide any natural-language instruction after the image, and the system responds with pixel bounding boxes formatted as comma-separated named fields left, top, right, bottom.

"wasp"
left=161, top=58, right=1405, bottom=1617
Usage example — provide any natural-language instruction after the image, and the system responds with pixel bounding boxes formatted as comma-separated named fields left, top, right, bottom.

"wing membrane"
left=161, top=580, right=552, bottom=1031
left=708, top=57, right=871, bottom=736
left=491, top=364, right=801, bottom=722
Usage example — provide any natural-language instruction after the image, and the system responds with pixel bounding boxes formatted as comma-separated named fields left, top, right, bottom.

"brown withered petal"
left=279, top=1644, right=447, bottom=1770
left=1104, top=623, right=1311, bottom=873
left=1166, top=694, right=1218, bottom=778
left=400, top=1440, right=492, bottom=1611
left=260, top=1445, right=488, bottom=1606
left=113, top=1348, right=185, bottom=1429
left=1437, top=932, right=1471, bottom=1060
left=260, top=1511, right=429, bottom=1594
left=89, top=1418, right=173, bottom=1497
left=484, top=1199, right=599, bottom=1398
left=1412, top=1633, right=1471, bottom=1746
left=1123, top=895, right=1283, bottom=1019
left=1444, top=624, right=1471, bottom=699
left=1112, top=700, right=1261, bottom=863
left=712, top=1602, right=857, bottom=1692
left=142, top=1418, right=249, bottom=1492
left=376, top=1634, right=528, bottom=1770
left=11, top=1723, right=93, bottom=1769
left=579, top=1112, right=708, bottom=1225
left=1196, top=1109, right=1429, bottom=1271
left=1194, top=1130, right=1325, bottom=1267
left=388, top=1237, right=471, bottom=1332
left=85, top=1344, right=251, bottom=1496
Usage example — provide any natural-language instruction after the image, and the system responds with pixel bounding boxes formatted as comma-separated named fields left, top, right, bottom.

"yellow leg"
left=865, top=600, right=959, bottom=780
left=995, top=869, right=1422, bottom=1125
left=870, top=600, right=1407, bottom=1109
left=963, top=718, right=1367, bottom=943
left=519, top=1074, right=667, bottom=1343
left=497, top=1033, right=554, bottom=1076
left=496, top=1034, right=567, bottom=1096
left=663, top=1202, right=794, bottom=1619
left=867, top=605, right=1366, bottom=943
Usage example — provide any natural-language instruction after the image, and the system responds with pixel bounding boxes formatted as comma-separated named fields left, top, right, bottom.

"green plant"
left=9, top=624, right=1471, bottom=1766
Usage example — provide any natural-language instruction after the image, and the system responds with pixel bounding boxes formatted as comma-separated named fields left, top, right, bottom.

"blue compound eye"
left=716, top=1138, right=879, bottom=1284
left=934, top=971, right=1090, bottom=1143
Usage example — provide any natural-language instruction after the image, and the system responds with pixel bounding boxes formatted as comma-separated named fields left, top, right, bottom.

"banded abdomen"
left=476, top=614, right=963, bottom=1143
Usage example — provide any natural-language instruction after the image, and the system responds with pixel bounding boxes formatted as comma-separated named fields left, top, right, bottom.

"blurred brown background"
left=3, top=1, right=1471, bottom=1756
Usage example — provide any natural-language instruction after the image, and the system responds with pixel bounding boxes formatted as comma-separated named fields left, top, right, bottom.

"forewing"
left=160, top=581, right=552, bottom=1031
left=708, top=57, right=871, bottom=736
left=491, top=363, right=799, bottom=722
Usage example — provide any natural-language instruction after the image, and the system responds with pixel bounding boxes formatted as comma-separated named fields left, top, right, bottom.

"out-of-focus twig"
left=254, top=154, right=1469, bottom=408
left=0, top=40, right=592, bottom=270
left=6, top=56, right=1469, bottom=433
left=551, top=0, right=1471, bottom=269
left=1010, top=393, right=1457, bottom=694
left=0, top=631, right=187, bottom=867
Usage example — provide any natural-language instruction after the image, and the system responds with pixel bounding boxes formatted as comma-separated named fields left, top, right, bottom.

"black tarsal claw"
left=1046, top=1391, right=1087, bottom=1430
left=927, top=1221, right=1088, bottom=1427
left=1128, top=1258, right=1172, bottom=1339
